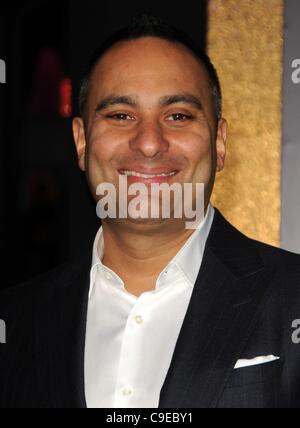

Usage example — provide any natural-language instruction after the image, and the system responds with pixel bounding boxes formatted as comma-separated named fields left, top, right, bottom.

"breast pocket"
left=217, top=359, right=286, bottom=408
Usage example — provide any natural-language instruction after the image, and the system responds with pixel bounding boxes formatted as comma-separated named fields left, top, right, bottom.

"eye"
left=166, top=113, right=193, bottom=122
left=106, top=113, right=135, bottom=121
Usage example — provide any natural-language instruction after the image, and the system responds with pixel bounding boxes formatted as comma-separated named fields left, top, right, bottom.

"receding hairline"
left=95, top=35, right=206, bottom=61
left=79, top=13, right=222, bottom=123
left=80, top=35, right=222, bottom=124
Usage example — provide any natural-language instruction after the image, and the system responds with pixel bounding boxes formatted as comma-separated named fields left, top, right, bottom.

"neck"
left=101, top=205, right=209, bottom=296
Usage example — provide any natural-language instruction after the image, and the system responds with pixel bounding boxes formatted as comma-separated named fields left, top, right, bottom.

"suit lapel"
left=159, top=209, right=273, bottom=408
left=34, top=255, right=90, bottom=408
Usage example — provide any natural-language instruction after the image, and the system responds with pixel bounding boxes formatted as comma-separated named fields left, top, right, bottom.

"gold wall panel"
left=208, top=0, right=284, bottom=246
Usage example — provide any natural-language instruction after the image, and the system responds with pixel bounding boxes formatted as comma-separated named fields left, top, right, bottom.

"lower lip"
left=119, top=172, right=179, bottom=184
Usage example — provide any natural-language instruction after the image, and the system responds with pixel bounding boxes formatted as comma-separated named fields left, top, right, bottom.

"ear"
left=72, top=117, right=86, bottom=172
left=216, top=118, right=227, bottom=172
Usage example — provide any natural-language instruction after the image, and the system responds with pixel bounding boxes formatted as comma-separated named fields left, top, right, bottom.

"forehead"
left=89, top=37, right=212, bottom=100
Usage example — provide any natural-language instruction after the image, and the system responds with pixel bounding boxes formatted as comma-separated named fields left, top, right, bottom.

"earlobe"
left=216, top=118, right=227, bottom=172
left=72, top=117, right=86, bottom=172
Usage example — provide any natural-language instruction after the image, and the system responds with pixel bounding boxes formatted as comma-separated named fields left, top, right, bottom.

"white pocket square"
left=234, top=355, right=280, bottom=369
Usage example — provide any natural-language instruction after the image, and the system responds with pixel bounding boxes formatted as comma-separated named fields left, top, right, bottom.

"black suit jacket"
left=1, top=208, right=300, bottom=408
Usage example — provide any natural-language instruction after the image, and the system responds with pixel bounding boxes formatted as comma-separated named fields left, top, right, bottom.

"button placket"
left=122, top=387, right=133, bottom=397
left=113, top=297, right=149, bottom=407
left=134, top=315, right=143, bottom=325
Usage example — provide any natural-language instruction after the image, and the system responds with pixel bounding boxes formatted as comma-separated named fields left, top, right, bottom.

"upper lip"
left=118, top=166, right=179, bottom=175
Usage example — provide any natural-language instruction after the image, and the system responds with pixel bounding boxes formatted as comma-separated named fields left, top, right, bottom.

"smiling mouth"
left=119, top=170, right=179, bottom=179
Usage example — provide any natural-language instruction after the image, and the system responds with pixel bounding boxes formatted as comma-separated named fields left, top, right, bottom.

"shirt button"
left=105, top=272, right=112, bottom=281
left=122, top=388, right=132, bottom=397
left=135, top=315, right=143, bottom=325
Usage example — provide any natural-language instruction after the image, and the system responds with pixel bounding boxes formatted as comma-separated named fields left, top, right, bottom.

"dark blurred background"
left=0, top=0, right=208, bottom=290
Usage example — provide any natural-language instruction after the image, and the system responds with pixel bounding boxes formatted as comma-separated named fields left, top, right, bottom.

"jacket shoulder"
left=252, top=240, right=300, bottom=285
left=252, top=238, right=300, bottom=266
left=0, top=255, right=90, bottom=315
left=211, top=208, right=300, bottom=275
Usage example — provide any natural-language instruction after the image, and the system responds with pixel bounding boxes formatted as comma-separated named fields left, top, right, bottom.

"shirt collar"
left=90, top=204, right=215, bottom=297
left=167, top=203, right=214, bottom=286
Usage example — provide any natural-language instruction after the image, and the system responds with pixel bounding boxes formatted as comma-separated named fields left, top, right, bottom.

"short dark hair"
left=79, top=14, right=222, bottom=123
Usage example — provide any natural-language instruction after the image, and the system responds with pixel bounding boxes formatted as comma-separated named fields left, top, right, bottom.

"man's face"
left=73, top=37, right=226, bottom=224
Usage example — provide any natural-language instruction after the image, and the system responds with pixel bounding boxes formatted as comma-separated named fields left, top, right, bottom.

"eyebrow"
left=94, top=93, right=203, bottom=113
left=159, top=94, right=203, bottom=110
left=95, top=96, right=137, bottom=113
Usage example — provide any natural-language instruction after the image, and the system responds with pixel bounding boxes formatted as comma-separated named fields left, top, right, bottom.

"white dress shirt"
left=84, top=204, right=215, bottom=408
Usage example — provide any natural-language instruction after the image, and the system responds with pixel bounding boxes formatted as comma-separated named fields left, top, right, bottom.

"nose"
left=129, top=120, right=169, bottom=159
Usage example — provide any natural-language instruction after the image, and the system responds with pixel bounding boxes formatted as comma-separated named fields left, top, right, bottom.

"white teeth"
left=121, top=170, right=177, bottom=179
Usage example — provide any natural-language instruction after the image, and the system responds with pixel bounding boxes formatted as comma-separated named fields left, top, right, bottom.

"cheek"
left=178, top=136, right=213, bottom=190
left=87, top=126, right=119, bottom=167
left=84, top=139, right=114, bottom=193
left=181, top=129, right=213, bottom=173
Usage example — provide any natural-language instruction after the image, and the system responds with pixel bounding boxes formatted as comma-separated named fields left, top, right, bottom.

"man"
left=1, top=15, right=300, bottom=409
